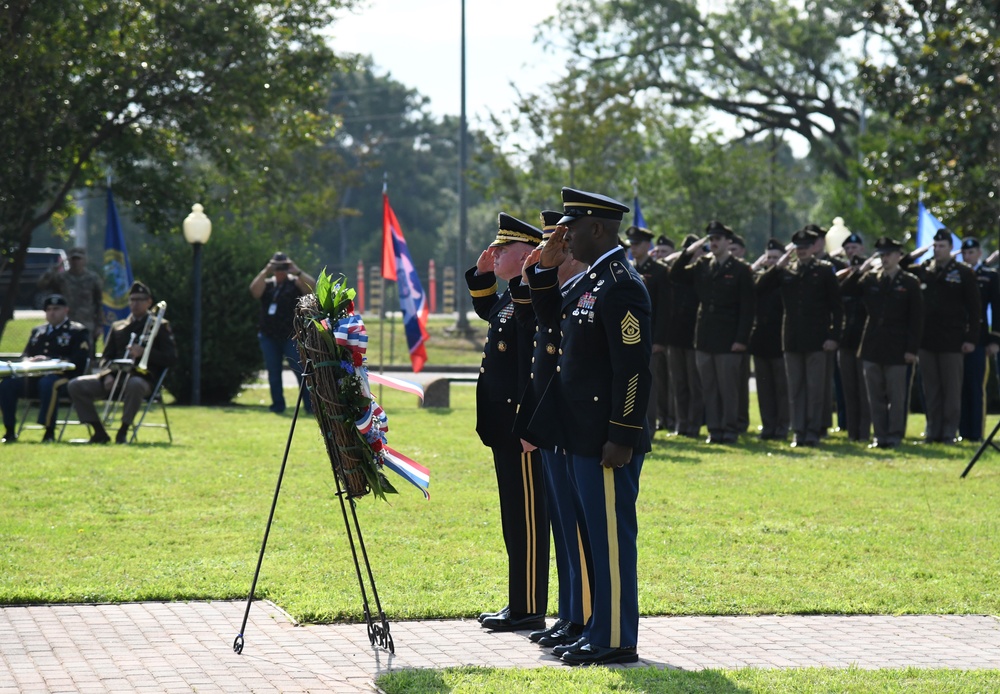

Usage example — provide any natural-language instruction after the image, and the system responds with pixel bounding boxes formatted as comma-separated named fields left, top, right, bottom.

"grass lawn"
left=3, top=382, right=1000, bottom=692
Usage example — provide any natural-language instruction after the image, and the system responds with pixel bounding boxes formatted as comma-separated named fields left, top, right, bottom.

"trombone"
left=102, top=301, right=167, bottom=424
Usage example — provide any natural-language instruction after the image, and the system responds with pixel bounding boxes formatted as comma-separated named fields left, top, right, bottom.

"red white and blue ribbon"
left=367, top=372, right=425, bottom=401
left=383, top=446, right=431, bottom=500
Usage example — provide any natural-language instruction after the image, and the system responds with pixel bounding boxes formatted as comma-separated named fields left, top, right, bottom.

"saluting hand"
left=988, top=344, right=1000, bottom=357
left=476, top=247, right=497, bottom=274
left=822, top=340, right=838, bottom=352
left=522, top=246, right=543, bottom=284
left=904, top=352, right=918, bottom=364
left=539, top=226, right=569, bottom=269
left=961, top=342, right=976, bottom=354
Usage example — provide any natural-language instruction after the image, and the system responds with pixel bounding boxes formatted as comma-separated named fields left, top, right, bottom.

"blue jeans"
left=258, top=333, right=311, bottom=413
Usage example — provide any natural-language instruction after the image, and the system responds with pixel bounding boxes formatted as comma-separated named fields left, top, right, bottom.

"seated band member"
left=0, top=294, right=90, bottom=443
left=68, top=281, right=177, bottom=444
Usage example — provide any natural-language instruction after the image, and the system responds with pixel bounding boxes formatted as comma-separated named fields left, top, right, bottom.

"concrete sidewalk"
left=1, top=602, right=999, bottom=693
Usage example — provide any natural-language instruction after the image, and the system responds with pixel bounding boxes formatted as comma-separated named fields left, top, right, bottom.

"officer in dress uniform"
left=664, top=234, right=704, bottom=438
left=958, top=238, right=1000, bottom=442
left=467, top=213, right=549, bottom=632
left=905, top=229, right=981, bottom=443
left=527, top=187, right=650, bottom=666
left=626, top=225, right=671, bottom=436
left=750, top=239, right=789, bottom=440
left=841, top=237, right=923, bottom=448
left=68, top=281, right=177, bottom=444
left=0, top=294, right=90, bottom=443
left=509, top=209, right=590, bottom=650
left=838, top=233, right=871, bottom=441
left=671, top=222, right=754, bottom=444
left=651, top=235, right=675, bottom=430
left=757, top=227, right=843, bottom=447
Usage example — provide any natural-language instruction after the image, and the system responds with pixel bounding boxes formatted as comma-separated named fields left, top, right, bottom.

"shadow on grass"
left=376, top=665, right=752, bottom=693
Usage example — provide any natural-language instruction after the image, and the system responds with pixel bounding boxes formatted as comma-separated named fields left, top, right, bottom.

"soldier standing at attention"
left=467, top=213, right=549, bottom=632
left=38, top=247, right=103, bottom=349
left=906, top=229, right=981, bottom=443
left=838, top=233, right=871, bottom=442
left=841, top=237, right=923, bottom=448
left=958, top=238, right=1000, bottom=442
left=750, top=239, right=789, bottom=440
left=671, top=222, right=754, bottom=444
left=527, top=187, right=650, bottom=666
left=664, top=234, right=704, bottom=438
left=625, top=225, right=671, bottom=436
left=757, top=227, right=843, bottom=448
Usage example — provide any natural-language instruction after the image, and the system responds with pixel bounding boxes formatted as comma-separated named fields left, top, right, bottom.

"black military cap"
left=791, top=228, right=820, bottom=247
left=490, top=213, right=543, bottom=247
left=961, top=237, right=980, bottom=250
left=766, top=238, right=784, bottom=252
left=271, top=251, right=289, bottom=262
left=804, top=223, right=828, bottom=237
left=557, top=187, right=629, bottom=225
left=655, top=234, right=674, bottom=249
left=43, top=294, right=68, bottom=308
left=874, top=236, right=903, bottom=254
left=932, top=229, right=952, bottom=243
left=705, top=220, right=733, bottom=239
left=730, top=234, right=746, bottom=248
left=625, top=226, right=654, bottom=242
left=843, top=233, right=864, bottom=247
left=682, top=233, right=700, bottom=249
left=129, top=281, right=152, bottom=298
left=539, top=210, right=562, bottom=241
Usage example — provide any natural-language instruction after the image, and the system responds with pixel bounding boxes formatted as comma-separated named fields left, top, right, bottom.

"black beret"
left=961, top=237, right=980, bottom=250
left=792, top=228, right=820, bottom=247
left=558, top=187, right=629, bottom=225
left=932, top=229, right=952, bottom=243
left=625, top=226, right=654, bottom=242
left=43, top=294, right=68, bottom=308
left=765, top=238, right=784, bottom=252
left=874, top=236, right=903, bottom=253
left=843, top=233, right=864, bottom=246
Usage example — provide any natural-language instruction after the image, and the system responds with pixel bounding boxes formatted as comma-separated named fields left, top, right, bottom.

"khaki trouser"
left=918, top=350, right=964, bottom=441
left=754, top=355, right=789, bottom=438
left=864, top=361, right=910, bottom=445
left=696, top=351, right=743, bottom=440
left=785, top=351, right=828, bottom=444
left=69, top=373, right=151, bottom=427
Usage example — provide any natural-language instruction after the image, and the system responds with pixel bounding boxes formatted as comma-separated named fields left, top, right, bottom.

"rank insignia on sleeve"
left=621, top=311, right=640, bottom=345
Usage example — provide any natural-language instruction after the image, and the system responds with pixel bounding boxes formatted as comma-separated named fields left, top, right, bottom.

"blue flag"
left=632, top=195, right=647, bottom=230
left=101, top=188, right=133, bottom=335
left=915, top=201, right=958, bottom=263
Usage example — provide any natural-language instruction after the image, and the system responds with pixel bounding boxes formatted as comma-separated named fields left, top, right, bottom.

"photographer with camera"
left=250, top=252, right=316, bottom=414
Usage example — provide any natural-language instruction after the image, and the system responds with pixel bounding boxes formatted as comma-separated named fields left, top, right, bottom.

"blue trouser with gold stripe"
left=541, top=448, right=589, bottom=626
left=0, top=374, right=68, bottom=431
left=492, top=446, right=549, bottom=615
left=566, top=450, right=643, bottom=649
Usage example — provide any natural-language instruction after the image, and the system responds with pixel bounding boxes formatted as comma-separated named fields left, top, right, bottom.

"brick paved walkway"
left=1, top=601, right=999, bottom=693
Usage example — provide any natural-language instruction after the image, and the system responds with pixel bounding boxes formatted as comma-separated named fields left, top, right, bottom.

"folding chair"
left=126, top=368, right=172, bottom=444
left=16, top=382, right=73, bottom=438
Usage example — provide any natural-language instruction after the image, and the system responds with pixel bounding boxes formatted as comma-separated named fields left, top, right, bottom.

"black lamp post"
left=183, top=203, right=212, bottom=406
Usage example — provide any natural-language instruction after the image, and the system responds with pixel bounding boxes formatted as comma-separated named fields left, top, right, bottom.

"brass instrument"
left=136, top=301, right=167, bottom=375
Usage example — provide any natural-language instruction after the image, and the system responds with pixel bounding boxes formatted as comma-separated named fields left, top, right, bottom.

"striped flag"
left=382, top=185, right=429, bottom=372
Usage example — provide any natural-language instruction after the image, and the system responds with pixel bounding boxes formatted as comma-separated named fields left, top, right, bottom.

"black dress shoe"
left=2, top=429, right=17, bottom=443
left=561, top=643, right=638, bottom=666
left=41, top=428, right=56, bottom=443
left=478, top=605, right=508, bottom=624
left=529, top=617, right=567, bottom=643
left=538, top=621, right=585, bottom=647
left=552, top=636, right=588, bottom=657
left=88, top=431, right=111, bottom=444
left=115, top=425, right=130, bottom=444
left=481, top=611, right=545, bottom=632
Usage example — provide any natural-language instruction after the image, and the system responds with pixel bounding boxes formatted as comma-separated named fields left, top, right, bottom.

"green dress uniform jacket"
left=100, top=314, right=178, bottom=384
left=757, top=258, right=844, bottom=352
left=670, top=250, right=754, bottom=353
left=841, top=268, right=924, bottom=365
left=633, top=256, right=671, bottom=346
left=907, top=258, right=981, bottom=352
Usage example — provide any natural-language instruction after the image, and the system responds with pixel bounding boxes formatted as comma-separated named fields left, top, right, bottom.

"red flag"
left=382, top=186, right=398, bottom=281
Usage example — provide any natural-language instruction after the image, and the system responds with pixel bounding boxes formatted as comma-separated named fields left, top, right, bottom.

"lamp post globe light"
left=183, top=203, right=212, bottom=406
left=826, top=216, right=851, bottom=255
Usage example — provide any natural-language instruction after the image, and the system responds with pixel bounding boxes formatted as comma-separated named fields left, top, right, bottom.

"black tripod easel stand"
left=961, top=418, right=1000, bottom=478
left=233, top=371, right=393, bottom=655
